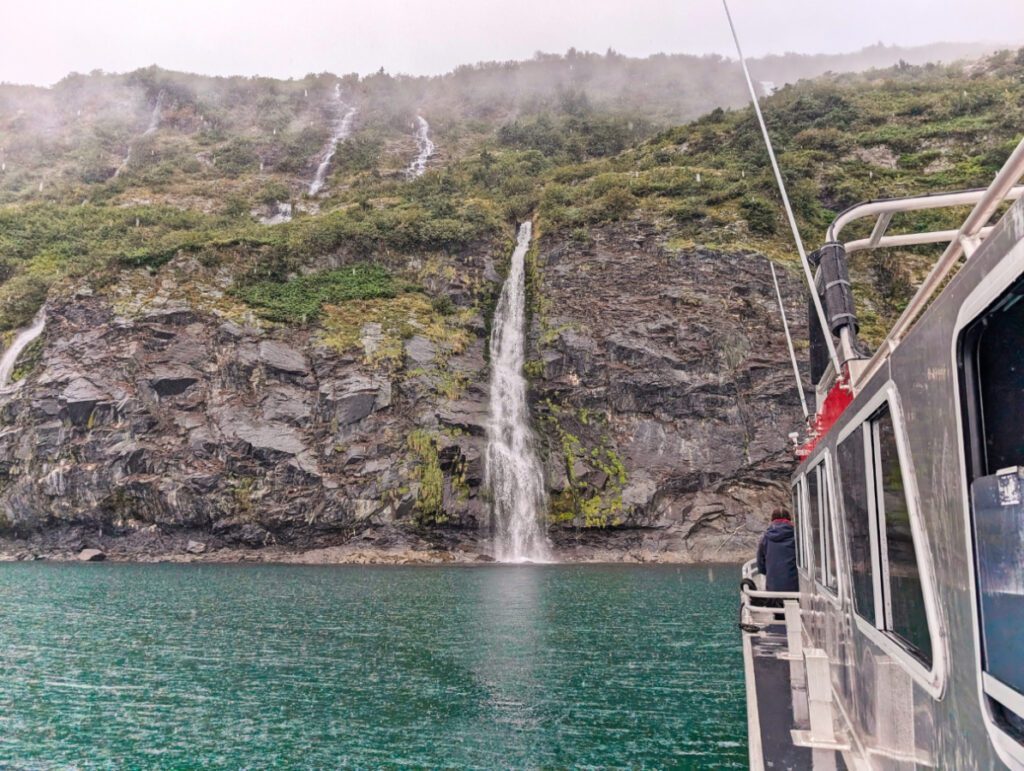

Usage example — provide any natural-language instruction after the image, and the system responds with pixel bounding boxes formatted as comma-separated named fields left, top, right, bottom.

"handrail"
left=842, top=226, right=997, bottom=255
left=849, top=136, right=1024, bottom=390
left=743, top=588, right=801, bottom=600
left=826, top=186, right=1024, bottom=247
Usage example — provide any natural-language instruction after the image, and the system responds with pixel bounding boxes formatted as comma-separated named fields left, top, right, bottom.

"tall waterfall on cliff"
left=406, top=115, right=435, bottom=178
left=485, top=222, right=550, bottom=563
left=0, top=309, right=45, bottom=389
left=309, top=84, right=357, bottom=196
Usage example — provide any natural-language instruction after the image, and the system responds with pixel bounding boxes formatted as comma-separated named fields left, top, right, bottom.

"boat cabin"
left=740, top=138, right=1024, bottom=770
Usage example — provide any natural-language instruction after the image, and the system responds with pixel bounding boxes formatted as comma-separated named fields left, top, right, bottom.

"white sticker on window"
left=996, top=467, right=1022, bottom=507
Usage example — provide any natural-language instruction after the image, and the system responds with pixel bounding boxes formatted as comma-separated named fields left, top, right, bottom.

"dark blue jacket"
left=756, top=519, right=798, bottom=592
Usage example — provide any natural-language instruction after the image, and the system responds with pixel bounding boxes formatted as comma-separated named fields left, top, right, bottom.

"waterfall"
left=142, top=90, right=165, bottom=137
left=309, top=85, right=357, bottom=196
left=0, top=309, right=46, bottom=389
left=406, top=115, right=435, bottom=178
left=260, top=201, right=293, bottom=225
left=114, top=90, right=164, bottom=179
left=485, top=222, right=550, bottom=563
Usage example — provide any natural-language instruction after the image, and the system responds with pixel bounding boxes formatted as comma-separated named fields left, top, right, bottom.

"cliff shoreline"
left=0, top=524, right=753, bottom=565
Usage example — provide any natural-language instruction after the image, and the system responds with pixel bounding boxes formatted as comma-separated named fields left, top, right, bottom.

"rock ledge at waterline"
left=0, top=528, right=748, bottom=565
left=0, top=227, right=804, bottom=563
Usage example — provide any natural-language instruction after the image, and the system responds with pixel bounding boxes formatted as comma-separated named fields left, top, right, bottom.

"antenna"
left=721, top=0, right=842, bottom=377
left=769, top=259, right=810, bottom=419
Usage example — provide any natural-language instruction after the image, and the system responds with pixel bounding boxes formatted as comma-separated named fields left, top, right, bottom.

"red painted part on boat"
left=796, top=373, right=854, bottom=460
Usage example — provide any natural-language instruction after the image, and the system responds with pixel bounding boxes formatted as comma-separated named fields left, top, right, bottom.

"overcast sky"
left=2, top=0, right=1022, bottom=86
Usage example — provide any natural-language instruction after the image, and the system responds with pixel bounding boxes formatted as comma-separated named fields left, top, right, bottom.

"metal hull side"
left=794, top=195, right=1024, bottom=768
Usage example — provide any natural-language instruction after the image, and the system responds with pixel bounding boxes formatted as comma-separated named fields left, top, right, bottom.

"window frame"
left=836, top=424, right=883, bottom=624
left=953, top=244, right=1024, bottom=767
left=835, top=383, right=946, bottom=698
left=792, top=476, right=811, bottom=576
left=871, top=404, right=934, bottom=664
left=806, top=452, right=842, bottom=605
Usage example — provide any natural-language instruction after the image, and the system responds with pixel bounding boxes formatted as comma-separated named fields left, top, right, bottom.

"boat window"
left=838, top=426, right=876, bottom=623
left=960, top=277, right=1024, bottom=735
left=807, top=460, right=838, bottom=594
left=969, top=285, right=1024, bottom=475
left=821, top=462, right=839, bottom=593
left=806, top=462, right=823, bottom=581
left=792, top=479, right=807, bottom=571
left=873, top=408, right=932, bottom=664
left=838, top=401, right=933, bottom=665
left=807, top=465, right=821, bottom=583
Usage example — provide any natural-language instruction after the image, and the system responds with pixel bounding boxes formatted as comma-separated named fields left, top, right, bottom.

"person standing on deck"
left=756, top=508, right=798, bottom=593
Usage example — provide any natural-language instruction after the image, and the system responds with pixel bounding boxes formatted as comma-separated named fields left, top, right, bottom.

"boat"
left=739, top=134, right=1024, bottom=768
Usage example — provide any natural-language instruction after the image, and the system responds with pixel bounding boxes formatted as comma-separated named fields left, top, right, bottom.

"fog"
left=2, top=0, right=1023, bottom=86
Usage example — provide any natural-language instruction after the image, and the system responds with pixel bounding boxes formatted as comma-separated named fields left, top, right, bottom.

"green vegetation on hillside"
left=0, top=48, right=1021, bottom=351
left=236, top=264, right=402, bottom=324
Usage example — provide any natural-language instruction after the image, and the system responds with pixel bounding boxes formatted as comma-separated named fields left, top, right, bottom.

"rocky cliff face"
left=531, top=225, right=805, bottom=561
left=0, top=247, right=499, bottom=560
left=0, top=225, right=805, bottom=562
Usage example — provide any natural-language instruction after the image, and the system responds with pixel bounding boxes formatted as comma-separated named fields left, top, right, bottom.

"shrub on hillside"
left=740, top=195, right=778, bottom=236
left=235, top=264, right=404, bottom=324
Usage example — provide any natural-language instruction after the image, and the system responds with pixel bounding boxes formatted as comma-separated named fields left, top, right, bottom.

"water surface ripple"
left=0, top=563, right=745, bottom=768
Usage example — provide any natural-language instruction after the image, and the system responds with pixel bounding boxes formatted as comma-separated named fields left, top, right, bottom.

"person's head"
left=770, top=507, right=791, bottom=523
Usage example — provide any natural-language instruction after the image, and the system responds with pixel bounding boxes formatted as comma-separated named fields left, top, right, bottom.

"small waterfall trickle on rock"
left=406, top=115, right=435, bottom=178
left=142, top=91, right=165, bottom=137
left=259, top=201, right=293, bottom=225
left=309, top=84, right=357, bottom=196
left=0, top=309, right=46, bottom=389
left=485, top=222, right=550, bottom=563
left=114, top=91, right=165, bottom=179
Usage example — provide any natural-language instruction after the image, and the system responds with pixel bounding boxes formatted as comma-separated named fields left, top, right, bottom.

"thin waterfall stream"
left=485, top=222, right=550, bottom=563
left=0, top=309, right=46, bottom=389
left=114, top=90, right=164, bottom=179
left=309, top=84, right=357, bottom=196
left=406, top=115, right=435, bottom=177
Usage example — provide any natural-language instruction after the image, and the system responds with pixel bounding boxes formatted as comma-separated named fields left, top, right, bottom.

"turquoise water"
left=0, top=563, right=746, bottom=768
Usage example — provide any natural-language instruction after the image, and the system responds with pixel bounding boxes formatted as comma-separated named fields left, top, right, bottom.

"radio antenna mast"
left=722, top=0, right=842, bottom=378
left=769, top=259, right=809, bottom=418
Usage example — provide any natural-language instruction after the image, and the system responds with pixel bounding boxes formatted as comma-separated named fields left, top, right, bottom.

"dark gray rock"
left=405, top=336, right=437, bottom=366
left=60, top=377, right=109, bottom=425
left=436, top=400, right=489, bottom=436
left=320, top=375, right=386, bottom=427
left=142, top=308, right=198, bottom=326
left=149, top=365, right=200, bottom=398
left=260, top=386, right=312, bottom=426
left=259, top=340, right=308, bottom=375
left=223, top=417, right=307, bottom=460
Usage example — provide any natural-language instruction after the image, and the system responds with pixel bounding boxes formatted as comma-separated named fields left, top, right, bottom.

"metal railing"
left=824, top=136, right=1024, bottom=391
left=739, top=560, right=801, bottom=629
left=827, top=186, right=1024, bottom=254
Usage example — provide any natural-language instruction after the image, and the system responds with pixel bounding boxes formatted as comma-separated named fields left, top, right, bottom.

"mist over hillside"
left=0, top=41, right=1004, bottom=207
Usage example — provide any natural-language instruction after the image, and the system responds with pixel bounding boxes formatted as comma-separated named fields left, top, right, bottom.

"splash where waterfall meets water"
left=309, top=85, right=357, bottom=196
left=406, top=115, right=435, bottom=178
left=485, top=222, right=550, bottom=563
left=0, top=309, right=46, bottom=389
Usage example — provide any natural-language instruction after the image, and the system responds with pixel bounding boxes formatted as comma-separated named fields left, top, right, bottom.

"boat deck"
left=743, top=622, right=848, bottom=770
